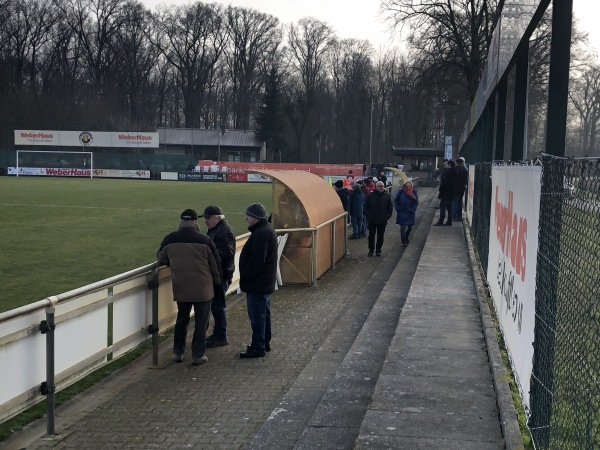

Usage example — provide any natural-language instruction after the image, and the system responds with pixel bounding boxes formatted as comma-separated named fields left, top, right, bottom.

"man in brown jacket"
left=157, top=209, right=222, bottom=366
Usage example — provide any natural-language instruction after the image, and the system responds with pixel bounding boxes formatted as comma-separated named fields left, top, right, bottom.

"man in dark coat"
left=435, top=160, right=456, bottom=226
left=334, top=180, right=350, bottom=223
left=201, top=205, right=235, bottom=348
left=364, top=181, right=393, bottom=256
left=157, top=209, right=222, bottom=366
left=453, top=157, right=469, bottom=221
left=239, top=203, right=278, bottom=358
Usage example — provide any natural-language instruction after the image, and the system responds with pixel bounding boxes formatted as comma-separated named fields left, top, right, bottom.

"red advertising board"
left=196, top=160, right=363, bottom=176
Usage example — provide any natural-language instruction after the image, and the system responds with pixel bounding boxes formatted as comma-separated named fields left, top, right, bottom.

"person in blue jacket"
left=394, top=180, right=419, bottom=247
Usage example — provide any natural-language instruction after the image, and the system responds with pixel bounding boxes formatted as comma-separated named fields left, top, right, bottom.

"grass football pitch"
left=0, top=177, right=271, bottom=313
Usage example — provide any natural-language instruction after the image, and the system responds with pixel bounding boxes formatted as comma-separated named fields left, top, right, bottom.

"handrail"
left=0, top=262, right=158, bottom=324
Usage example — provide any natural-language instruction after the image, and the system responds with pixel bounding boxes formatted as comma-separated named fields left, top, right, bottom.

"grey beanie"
left=245, top=203, right=267, bottom=220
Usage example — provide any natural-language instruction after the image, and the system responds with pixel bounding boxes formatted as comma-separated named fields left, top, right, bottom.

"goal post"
left=15, top=150, right=94, bottom=178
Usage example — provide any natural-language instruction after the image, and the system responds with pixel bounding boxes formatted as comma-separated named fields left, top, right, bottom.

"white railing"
left=0, top=219, right=346, bottom=435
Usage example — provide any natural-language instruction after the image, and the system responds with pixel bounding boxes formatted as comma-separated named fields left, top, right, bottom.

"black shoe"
left=368, top=252, right=374, bottom=257
left=265, top=343, right=271, bottom=352
left=406, top=239, right=409, bottom=244
left=240, top=346, right=266, bottom=358
left=206, top=334, right=216, bottom=342
left=443, top=222, right=452, bottom=226
left=206, top=338, right=229, bottom=348
left=375, top=251, right=381, bottom=257
left=433, top=222, right=443, bottom=226
left=191, top=355, right=208, bottom=366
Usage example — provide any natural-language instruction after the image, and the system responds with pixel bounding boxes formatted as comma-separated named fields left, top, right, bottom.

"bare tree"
left=328, top=39, right=374, bottom=162
left=286, top=17, right=335, bottom=161
left=150, top=2, right=227, bottom=128
left=112, top=1, right=159, bottom=126
left=569, top=64, right=600, bottom=156
left=225, top=6, right=281, bottom=129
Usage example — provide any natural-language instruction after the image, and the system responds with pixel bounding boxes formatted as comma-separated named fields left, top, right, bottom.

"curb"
left=463, top=221, right=525, bottom=450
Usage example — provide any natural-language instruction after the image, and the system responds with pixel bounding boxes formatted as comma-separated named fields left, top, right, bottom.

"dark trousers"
left=400, top=225, right=413, bottom=243
left=210, top=281, right=229, bottom=339
left=173, top=301, right=211, bottom=357
left=452, top=194, right=464, bottom=219
left=246, top=293, right=271, bottom=353
left=368, top=223, right=387, bottom=253
left=438, top=199, right=453, bottom=224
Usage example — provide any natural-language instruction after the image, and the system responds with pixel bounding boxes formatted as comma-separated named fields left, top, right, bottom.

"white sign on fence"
left=466, top=163, right=475, bottom=224
left=14, top=130, right=159, bottom=148
left=486, top=165, right=541, bottom=411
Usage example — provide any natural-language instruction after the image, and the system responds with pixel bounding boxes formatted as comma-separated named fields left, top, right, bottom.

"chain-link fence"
left=469, top=156, right=600, bottom=449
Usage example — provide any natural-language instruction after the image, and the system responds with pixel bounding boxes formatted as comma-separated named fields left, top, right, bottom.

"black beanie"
left=245, top=203, right=267, bottom=220
left=334, top=180, right=343, bottom=188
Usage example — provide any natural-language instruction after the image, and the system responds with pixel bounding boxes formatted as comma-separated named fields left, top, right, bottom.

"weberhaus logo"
left=79, top=131, right=93, bottom=145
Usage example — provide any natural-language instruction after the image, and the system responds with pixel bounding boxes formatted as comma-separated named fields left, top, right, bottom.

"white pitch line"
left=0, top=203, right=247, bottom=214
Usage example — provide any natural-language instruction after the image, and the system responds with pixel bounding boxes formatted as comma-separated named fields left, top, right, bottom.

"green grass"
left=0, top=177, right=271, bottom=312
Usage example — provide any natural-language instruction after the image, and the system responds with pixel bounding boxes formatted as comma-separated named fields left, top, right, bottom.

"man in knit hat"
left=238, top=203, right=278, bottom=358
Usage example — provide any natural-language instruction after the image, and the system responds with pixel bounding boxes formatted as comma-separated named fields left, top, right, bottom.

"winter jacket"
left=438, top=169, right=455, bottom=201
left=239, top=219, right=278, bottom=294
left=157, top=221, right=222, bottom=302
left=394, top=189, right=419, bottom=226
left=455, top=165, right=468, bottom=197
left=348, top=186, right=365, bottom=218
left=364, top=189, right=393, bottom=225
left=207, top=219, right=235, bottom=283
left=335, top=186, right=350, bottom=212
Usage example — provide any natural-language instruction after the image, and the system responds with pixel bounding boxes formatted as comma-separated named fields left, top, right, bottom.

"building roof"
left=157, top=128, right=263, bottom=148
left=392, top=147, right=444, bottom=157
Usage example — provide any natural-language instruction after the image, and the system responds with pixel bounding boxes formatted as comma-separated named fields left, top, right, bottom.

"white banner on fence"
left=466, top=164, right=475, bottom=224
left=92, top=169, right=150, bottom=179
left=486, top=165, right=541, bottom=411
left=14, top=130, right=159, bottom=148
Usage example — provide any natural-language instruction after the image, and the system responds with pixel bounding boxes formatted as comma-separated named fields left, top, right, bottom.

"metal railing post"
left=312, top=229, right=318, bottom=287
left=43, top=297, right=58, bottom=436
left=150, top=268, right=159, bottom=366
left=331, top=219, right=336, bottom=269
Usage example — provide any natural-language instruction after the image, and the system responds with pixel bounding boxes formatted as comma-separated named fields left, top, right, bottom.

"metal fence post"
left=150, top=268, right=159, bottom=366
left=42, top=297, right=58, bottom=436
left=331, top=220, right=336, bottom=269
left=312, top=229, right=318, bottom=287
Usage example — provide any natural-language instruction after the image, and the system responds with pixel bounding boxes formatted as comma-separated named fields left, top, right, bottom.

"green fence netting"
left=470, top=156, right=600, bottom=449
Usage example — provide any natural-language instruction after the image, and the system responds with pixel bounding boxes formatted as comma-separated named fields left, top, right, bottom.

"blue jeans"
left=246, top=293, right=271, bottom=353
left=210, top=281, right=229, bottom=339
left=351, top=215, right=362, bottom=237
left=173, top=301, right=211, bottom=357
left=400, top=225, right=413, bottom=243
left=452, top=194, right=464, bottom=219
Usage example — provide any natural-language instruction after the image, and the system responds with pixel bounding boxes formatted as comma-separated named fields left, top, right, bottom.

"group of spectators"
left=335, top=172, right=419, bottom=256
left=157, top=202, right=278, bottom=366
left=434, top=157, right=469, bottom=226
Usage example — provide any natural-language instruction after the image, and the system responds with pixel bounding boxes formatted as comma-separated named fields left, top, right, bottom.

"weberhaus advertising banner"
left=486, top=165, right=541, bottom=411
left=14, top=130, right=159, bottom=148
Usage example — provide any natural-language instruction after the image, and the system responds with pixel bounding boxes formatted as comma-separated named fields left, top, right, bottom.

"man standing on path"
left=453, top=157, right=468, bottom=221
left=201, top=205, right=235, bottom=348
left=364, top=181, right=393, bottom=257
left=157, top=209, right=222, bottom=366
left=239, top=203, right=278, bottom=359
left=434, top=160, right=456, bottom=226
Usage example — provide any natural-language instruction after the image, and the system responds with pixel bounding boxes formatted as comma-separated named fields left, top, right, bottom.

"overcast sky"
left=139, top=0, right=401, bottom=50
left=139, top=0, right=599, bottom=57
